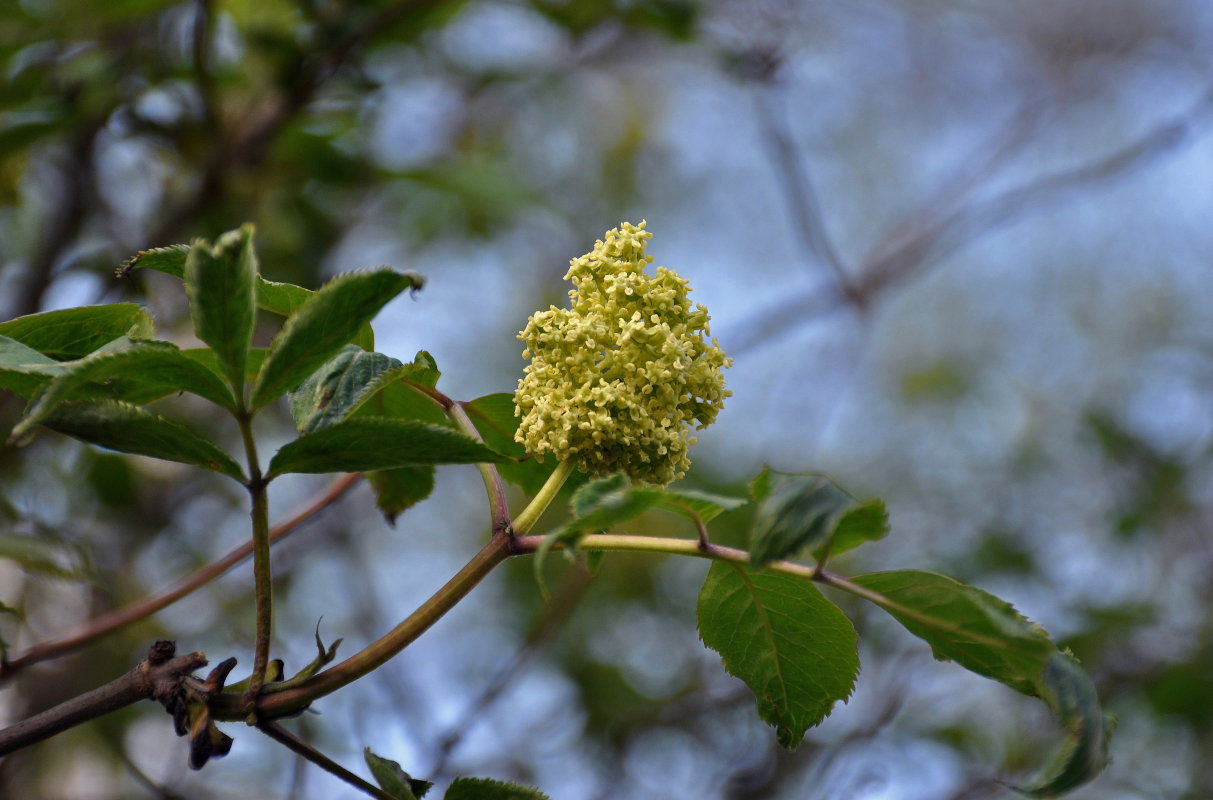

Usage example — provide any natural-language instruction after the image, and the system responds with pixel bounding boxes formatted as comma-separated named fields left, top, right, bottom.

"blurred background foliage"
left=2, top=0, right=1213, bottom=797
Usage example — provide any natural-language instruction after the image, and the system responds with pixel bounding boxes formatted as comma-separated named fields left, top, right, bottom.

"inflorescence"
left=514, top=221, right=731, bottom=486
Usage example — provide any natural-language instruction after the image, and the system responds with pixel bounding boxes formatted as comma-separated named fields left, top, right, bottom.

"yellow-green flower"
left=514, top=221, right=731, bottom=486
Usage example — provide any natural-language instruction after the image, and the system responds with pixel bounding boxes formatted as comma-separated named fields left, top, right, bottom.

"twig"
left=899, top=85, right=1213, bottom=279
left=257, top=721, right=396, bottom=800
left=216, top=531, right=516, bottom=721
left=4, top=124, right=100, bottom=319
left=118, top=746, right=188, bottom=800
left=0, top=642, right=207, bottom=755
left=407, top=380, right=511, bottom=536
left=149, top=0, right=449, bottom=246
left=429, top=566, right=592, bottom=777
left=191, top=0, right=218, bottom=135
left=237, top=409, right=273, bottom=710
left=731, top=82, right=1213, bottom=353
left=449, top=400, right=511, bottom=536
left=756, top=86, right=855, bottom=299
left=0, top=473, right=359, bottom=681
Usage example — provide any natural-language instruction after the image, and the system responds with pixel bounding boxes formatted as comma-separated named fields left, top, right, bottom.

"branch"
left=257, top=721, right=396, bottom=800
left=0, top=473, right=359, bottom=682
left=756, top=86, right=855, bottom=298
left=851, top=86, right=1213, bottom=303
left=513, top=533, right=1029, bottom=651
left=149, top=0, right=449, bottom=245
left=4, top=122, right=101, bottom=319
left=730, top=83, right=1213, bottom=353
left=237, top=409, right=273, bottom=709
left=213, top=530, right=516, bottom=721
left=429, top=566, right=592, bottom=777
left=409, top=380, right=511, bottom=536
left=0, top=642, right=207, bottom=756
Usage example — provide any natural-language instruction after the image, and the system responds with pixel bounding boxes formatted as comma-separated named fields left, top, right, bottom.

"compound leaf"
left=122, top=237, right=380, bottom=350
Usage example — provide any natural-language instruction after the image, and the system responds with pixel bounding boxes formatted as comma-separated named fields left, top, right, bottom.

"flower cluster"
left=514, top=221, right=731, bottom=486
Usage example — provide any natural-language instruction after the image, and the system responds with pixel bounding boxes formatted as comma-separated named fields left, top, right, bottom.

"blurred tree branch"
left=731, top=80, right=1213, bottom=353
left=257, top=721, right=396, bottom=800
left=429, top=565, right=593, bottom=779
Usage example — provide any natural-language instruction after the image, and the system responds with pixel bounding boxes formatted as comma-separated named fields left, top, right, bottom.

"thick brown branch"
left=0, top=642, right=207, bottom=756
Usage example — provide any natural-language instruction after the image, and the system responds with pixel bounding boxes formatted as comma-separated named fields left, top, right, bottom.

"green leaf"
left=1016, top=652, right=1111, bottom=797
left=120, top=243, right=190, bottom=279
left=0, top=304, right=154, bottom=360
left=266, top=418, right=508, bottom=478
left=185, top=224, right=257, bottom=390
left=463, top=393, right=552, bottom=495
left=347, top=351, right=446, bottom=425
left=566, top=473, right=746, bottom=535
left=848, top=571, right=1110, bottom=794
left=184, top=346, right=267, bottom=385
left=122, top=239, right=383, bottom=350
left=253, top=277, right=311, bottom=316
left=37, top=401, right=245, bottom=480
left=822, top=499, right=888, bottom=560
left=0, top=334, right=65, bottom=397
left=290, top=346, right=446, bottom=433
left=259, top=277, right=379, bottom=350
left=365, top=467, right=436, bottom=525
left=655, top=487, right=749, bottom=526
left=748, top=470, right=888, bottom=567
left=251, top=270, right=422, bottom=410
left=364, top=749, right=433, bottom=800
left=444, top=776, right=550, bottom=800
left=849, top=570, right=1055, bottom=695
left=566, top=473, right=661, bottom=532
left=698, top=562, right=859, bottom=748
left=291, top=345, right=403, bottom=432
left=10, top=342, right=237, bottom=442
